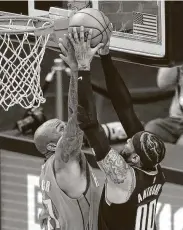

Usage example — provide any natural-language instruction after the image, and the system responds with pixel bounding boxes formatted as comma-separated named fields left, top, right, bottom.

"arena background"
left=0, top=2, right=182, bottom=230
left=0, top=0, right=171, bottom=130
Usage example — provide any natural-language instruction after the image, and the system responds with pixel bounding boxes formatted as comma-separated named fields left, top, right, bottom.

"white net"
left=0, top=16, right=54, bottom=111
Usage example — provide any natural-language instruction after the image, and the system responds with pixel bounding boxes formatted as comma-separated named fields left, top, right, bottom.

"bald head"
left=34, top=119, right=66, bottom=157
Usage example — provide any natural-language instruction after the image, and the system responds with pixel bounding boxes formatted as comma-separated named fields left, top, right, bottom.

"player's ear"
left=47, top=142, right=57, bottom=152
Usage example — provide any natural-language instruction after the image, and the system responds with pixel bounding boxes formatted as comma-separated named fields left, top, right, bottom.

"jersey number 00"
left=135, top=199, right=157, bottom=230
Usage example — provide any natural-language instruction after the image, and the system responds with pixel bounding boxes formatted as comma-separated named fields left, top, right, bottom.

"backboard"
left=28, top=1, right=68, bottom=17
left=16, top=1, right=183, bottom=66
left=28, top=1, right=165, bottom=57
left=94, top=1, right=165, bottom=58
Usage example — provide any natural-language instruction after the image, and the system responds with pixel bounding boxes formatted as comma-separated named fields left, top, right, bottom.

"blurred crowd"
left=145, top=66, right=183, bottom=145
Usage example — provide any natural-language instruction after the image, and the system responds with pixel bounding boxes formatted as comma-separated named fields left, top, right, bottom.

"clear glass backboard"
left=28, top=0, right=165, bottom=58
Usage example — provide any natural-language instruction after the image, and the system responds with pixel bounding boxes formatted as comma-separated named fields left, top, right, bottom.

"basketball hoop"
left=0, top=15, right=54, bottom=111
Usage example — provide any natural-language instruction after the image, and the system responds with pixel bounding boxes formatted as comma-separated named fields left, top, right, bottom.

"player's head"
left=34, top=119, right=66, bottom=160
left=121, top=131, right=166, bottom=170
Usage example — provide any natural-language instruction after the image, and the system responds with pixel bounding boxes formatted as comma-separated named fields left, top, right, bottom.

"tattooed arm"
left=55, top=72, right=83, bottom=164
left=54, top=37, right=83, bottom=168
left=97, top=149, right=136, bottom=204
left=68, top=26, right=136, bottom=203
left=78, top=70, right=136, bottom=203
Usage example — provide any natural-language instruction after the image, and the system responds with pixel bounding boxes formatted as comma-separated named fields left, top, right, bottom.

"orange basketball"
left=69, top=8, right=112, bottom=47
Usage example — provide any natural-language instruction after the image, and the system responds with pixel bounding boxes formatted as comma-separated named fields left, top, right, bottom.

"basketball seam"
left=69, top=26, right=101, bottom=32
left=100, top=27, right=104, bottom=44
left=100, top=11, right=109, bottom=40
left=76, top=11, right=106, bottom=31
left=78, top=11, right=111, bottom=44
left=99, top=13, right=113, bottom=46
left=69, top=26, right=102, bottom=40
left=101, top=22, right=111, bottom=43
left=70, top=10, right=111, bottom=45
left=100, top=12, right=112, bottom=33
left=100, top=11, right=108, bottom=28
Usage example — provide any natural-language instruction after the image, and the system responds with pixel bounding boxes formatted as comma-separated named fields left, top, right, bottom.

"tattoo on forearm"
left=68, top=74, right=78, bottom=118
left=60, top=130, right=83, bottom=162
left=97, top=148, right=129, bottom=184
left=59, top=72, right=83, bottom=163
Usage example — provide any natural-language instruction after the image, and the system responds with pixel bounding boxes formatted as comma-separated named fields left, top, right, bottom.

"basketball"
left=69, top=8, right=112, bottom=48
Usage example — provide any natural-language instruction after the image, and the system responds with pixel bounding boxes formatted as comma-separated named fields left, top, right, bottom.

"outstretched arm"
left=99, top=43, right=144, bottom=137
left=55, top=72, right=83, bottom=164
left=54, top=38, right=83, bottom=167
left=77, top=67, right=134, bottom=189
left=69, top=26, right=135, bottom=203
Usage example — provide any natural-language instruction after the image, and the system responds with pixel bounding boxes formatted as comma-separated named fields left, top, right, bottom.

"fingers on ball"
left=80, top=26, right=85, bottom=42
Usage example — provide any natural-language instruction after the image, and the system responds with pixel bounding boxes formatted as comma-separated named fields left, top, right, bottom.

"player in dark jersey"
left=34, top=35, right=104, bottom=230
left=63, top=26, right=166, bottom=230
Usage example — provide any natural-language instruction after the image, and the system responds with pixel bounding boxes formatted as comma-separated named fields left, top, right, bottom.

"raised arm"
left=54, top=37, right=83, bottom=166
left=99, top=41, right=144, bottom=137
left=69, top=26, right=135, bottom=203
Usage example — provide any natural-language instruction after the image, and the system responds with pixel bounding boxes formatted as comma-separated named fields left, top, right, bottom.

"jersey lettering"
left=135, top=199, right=157, bottom=230
left=41, top=180, right=51, bottom=192
left=42, top=199, right=61, bottom=230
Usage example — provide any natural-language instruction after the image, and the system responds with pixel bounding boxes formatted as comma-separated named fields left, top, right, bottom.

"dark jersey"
left=39, top=153, right=104, bottom=230
left=98, top=164, right=165, bottom=230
